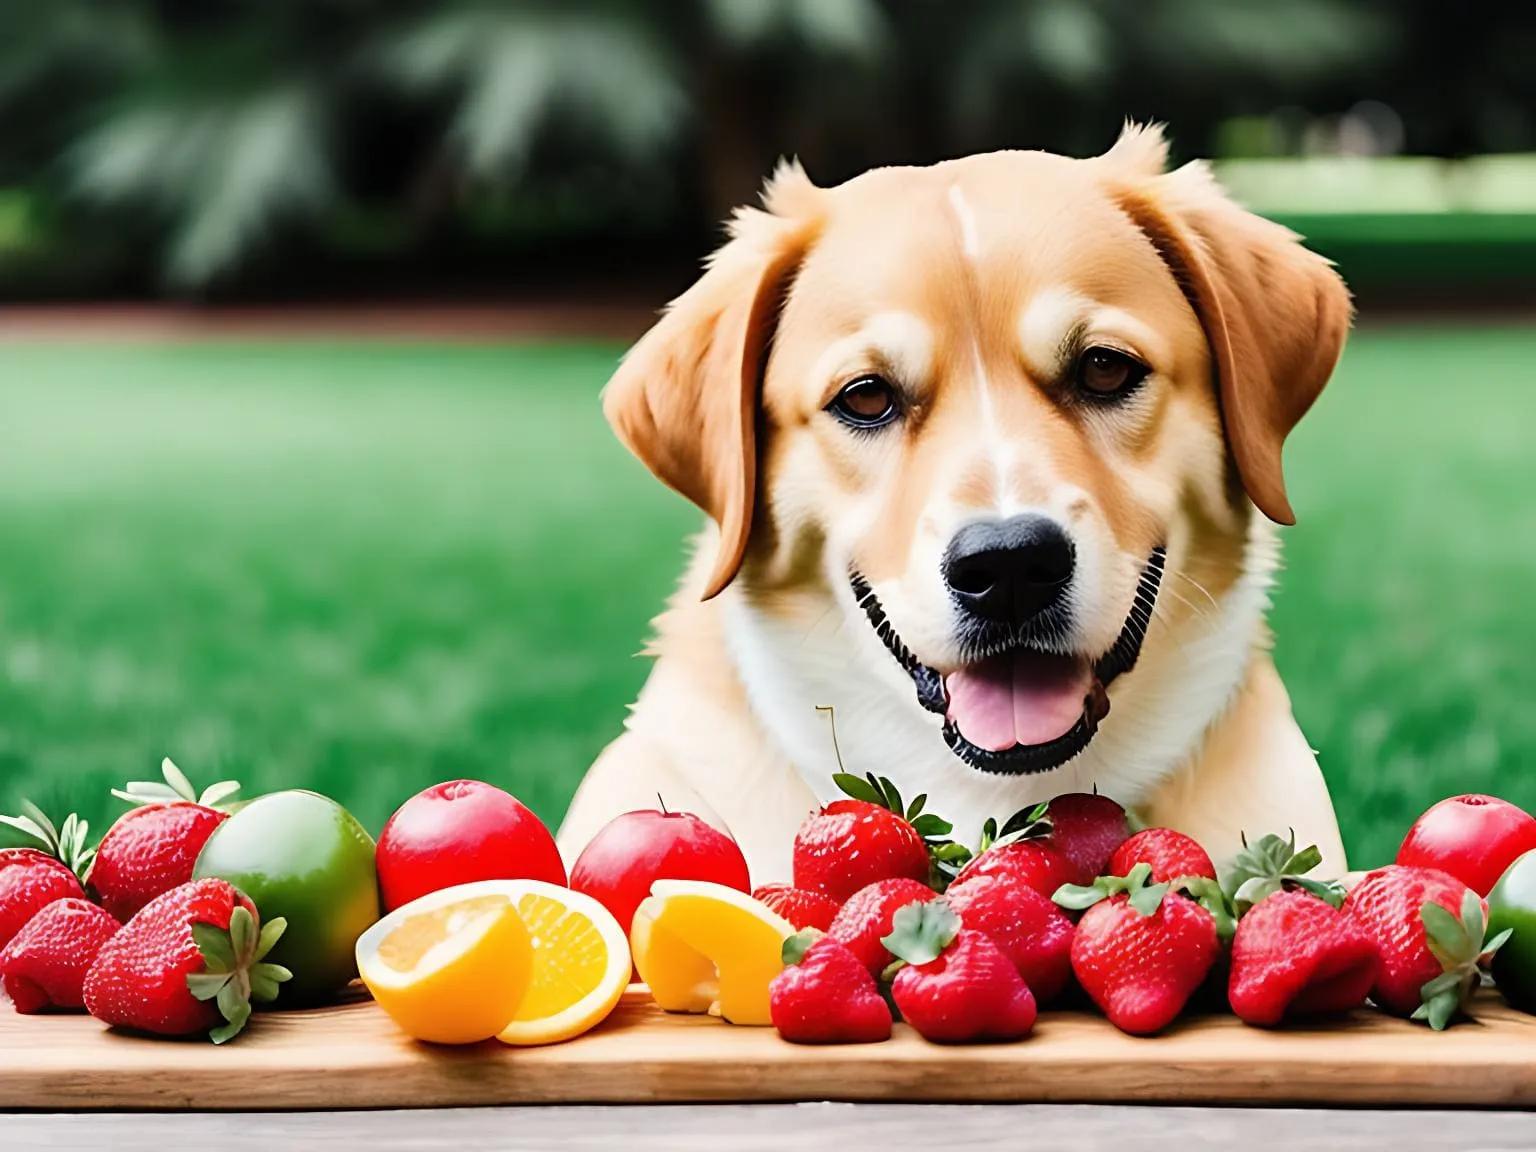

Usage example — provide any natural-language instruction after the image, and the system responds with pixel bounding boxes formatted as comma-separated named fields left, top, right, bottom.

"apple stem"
left=814, top=704, right=848, bottom=775
left=657, top=793, right=669, bottom=815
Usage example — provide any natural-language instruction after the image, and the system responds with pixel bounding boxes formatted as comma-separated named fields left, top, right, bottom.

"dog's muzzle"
left=850, top=547, right=1166, bottom=775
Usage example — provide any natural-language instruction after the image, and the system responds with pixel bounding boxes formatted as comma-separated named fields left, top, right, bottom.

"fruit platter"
left=2, top=762, right=1535, bottom=1110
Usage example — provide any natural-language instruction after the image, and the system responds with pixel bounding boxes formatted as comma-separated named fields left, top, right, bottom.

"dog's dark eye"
left=1075, top=347, right=1150, bottom=399
left=827, top=375, right=901, bottom=429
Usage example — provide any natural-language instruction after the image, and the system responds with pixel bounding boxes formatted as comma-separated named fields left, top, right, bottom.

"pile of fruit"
left=749, top=778, right=1536, bottom=1042
left=0, top=761, right=380, bottom=1041
left=3, top=759, right=1536, bottom=1052
left=0, top=766, right=634, bottom=1046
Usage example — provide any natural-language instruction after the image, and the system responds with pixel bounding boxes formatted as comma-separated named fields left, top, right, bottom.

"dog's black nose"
left=943, top=515, right=1076, bottom=628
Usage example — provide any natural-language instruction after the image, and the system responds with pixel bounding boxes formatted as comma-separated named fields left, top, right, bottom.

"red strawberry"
left=83, top=878, right=290, bottom=1043
left=1227, top=890, right=1377, bottom=1026
left=1042, top=792, right=1130, bottom=885
left=944, top=872, right=1074, bottom=1003
left=0, top=803, right=95, bottom=952
left=91, top=758, right=240, bottom=923
left=882, top=900, right=1037, bottom=1043
left=793, top=800, right=929, bottom=904
left=0, top=851, right=85, bottom=954
left=827, top=877, right=936, bottom=975
left=1109, top=828, right=1216, bottom=883
left=1065, top=865, right=1220, bottom=1035
left=0, top=898, right=121, bottom=1012
left=93, top=806, right=229, bottom=923
left=953, top=839, right=1076, bottom=902
left=769, top=933, right=892, bottom=1044
left=829, top=878, right=933, bottom=976
left=753, top=884, right=841, bottom=932
left=1343, top=864, right=1509, bottom=1028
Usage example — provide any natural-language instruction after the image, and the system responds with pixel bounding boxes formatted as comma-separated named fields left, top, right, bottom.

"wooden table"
left=4, top=989, right=1535, bottom=1109
left=3, top=990, right=1533, bottom=1149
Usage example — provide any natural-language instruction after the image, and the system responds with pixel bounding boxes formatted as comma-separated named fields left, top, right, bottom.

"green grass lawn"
left=1, top=328, right=1533, bottom=871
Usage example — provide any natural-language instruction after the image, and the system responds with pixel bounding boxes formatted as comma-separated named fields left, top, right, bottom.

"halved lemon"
left=356, top=881, right=533, bottom=1045
left=494, top=880, right=631, bottom=1046
left=629, top=879, right=795, bottom=1025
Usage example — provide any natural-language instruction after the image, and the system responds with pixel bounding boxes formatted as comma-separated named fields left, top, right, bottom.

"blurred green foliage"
left=2, top=0, right=1532, bottom=297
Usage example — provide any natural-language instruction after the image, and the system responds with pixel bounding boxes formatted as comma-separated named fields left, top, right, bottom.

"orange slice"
left=494, top=880, right=631, bottom=1046
left=629, top=880, right=794, bottom=1025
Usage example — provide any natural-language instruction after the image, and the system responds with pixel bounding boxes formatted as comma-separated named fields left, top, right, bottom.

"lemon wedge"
left=630, top=879, right=794, bottom=1025
left=356, top=881, right=533, bottom=1045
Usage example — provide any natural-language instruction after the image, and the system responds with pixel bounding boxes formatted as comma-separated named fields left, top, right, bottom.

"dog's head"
left=605, top=124, right=1351, bottom=776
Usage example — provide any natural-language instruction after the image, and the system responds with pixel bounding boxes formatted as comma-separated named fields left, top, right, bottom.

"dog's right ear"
left=603, top=162, right=822, bottom=600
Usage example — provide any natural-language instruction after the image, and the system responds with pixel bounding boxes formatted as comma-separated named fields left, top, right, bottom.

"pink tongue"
left=944, top=652, right=1094, bottom=753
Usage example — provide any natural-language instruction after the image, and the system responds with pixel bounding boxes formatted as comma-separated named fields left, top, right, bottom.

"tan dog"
left=558, top=123, right=1353, bottom=888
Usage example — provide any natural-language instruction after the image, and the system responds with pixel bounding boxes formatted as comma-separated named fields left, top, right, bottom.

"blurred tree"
left=61, top=3, right=364, bottom=290
left=360, top=3, right=685, bottom=230
left=0, top=0, right=1526, bottom=298
left=0, top=1, right=151, bottom=181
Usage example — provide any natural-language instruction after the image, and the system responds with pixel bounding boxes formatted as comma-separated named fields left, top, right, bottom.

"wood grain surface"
left=2, top=988, right=1533, bottom=1111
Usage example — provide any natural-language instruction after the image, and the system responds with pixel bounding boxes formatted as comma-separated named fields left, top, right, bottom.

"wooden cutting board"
left=2, top=988, right=1533, bottom=1110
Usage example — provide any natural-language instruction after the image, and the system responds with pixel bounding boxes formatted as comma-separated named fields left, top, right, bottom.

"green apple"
left=1487, top=848, right=1536, bottom=1014
left=194, top=789, right=380, bottom=1005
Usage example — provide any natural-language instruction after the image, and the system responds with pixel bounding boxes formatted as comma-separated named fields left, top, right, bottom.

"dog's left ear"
left=1102, top=124, right=1354, bottom=524
left=603, top=162, right=822, bottom=599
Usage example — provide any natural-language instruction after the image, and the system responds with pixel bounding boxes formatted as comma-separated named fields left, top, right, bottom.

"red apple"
left=377, top=779, right=566, bottom=912
left=1397, top=793, right=1536, bottom=896
left=569, top=808, right=751, bottom=938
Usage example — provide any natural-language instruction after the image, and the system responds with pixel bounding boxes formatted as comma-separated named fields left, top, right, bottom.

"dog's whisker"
left=1160, top=585, right=1198, bottom=616
left=1161, top=585, right=1215, bottom=628
left=801, top=602, right=840, bottom=646
left=1169, top=567, right=1221, bottom=615
left=1129, top=579, right=1183, bottom=645
left=1143, top=595, right=1198, bottom=663
left=1157, top=573, right=1215, bottom=626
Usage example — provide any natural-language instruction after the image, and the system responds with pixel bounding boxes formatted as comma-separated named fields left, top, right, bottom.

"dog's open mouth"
left=850, top=548, right=1166, bottom=776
